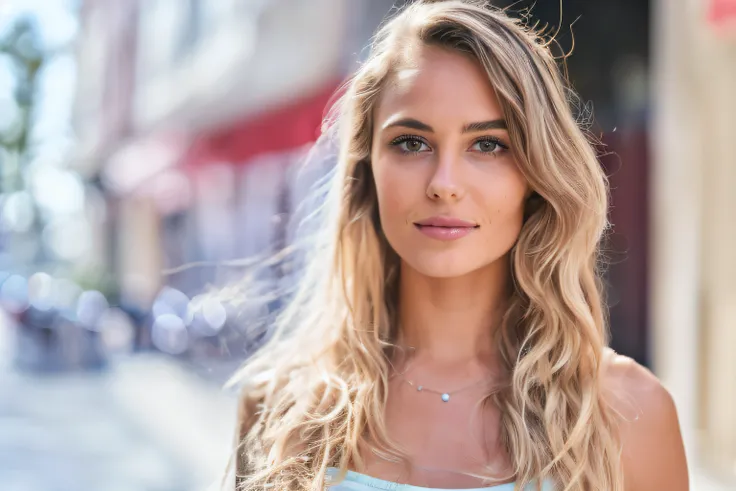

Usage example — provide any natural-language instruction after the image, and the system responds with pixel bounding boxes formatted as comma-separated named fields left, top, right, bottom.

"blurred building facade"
left=71, top=0, right=736, bottom=487
left=651, top=0, right=736, bottom=482
left=72, top=0, right=393, bottom=305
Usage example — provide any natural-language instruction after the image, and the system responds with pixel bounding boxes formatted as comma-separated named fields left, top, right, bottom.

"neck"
left=396, top=256, right=511, bottom=369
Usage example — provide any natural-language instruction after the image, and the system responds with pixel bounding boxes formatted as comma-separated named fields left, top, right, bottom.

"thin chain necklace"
left=394, top=368, right=492, bottom=403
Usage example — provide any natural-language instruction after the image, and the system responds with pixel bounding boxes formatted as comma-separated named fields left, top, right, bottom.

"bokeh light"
left=98, top=307, right=135, bottom=354
left=186, top=294, right=228, bottom=337
left=76, top=289, right=108, bottom=330
left=152, top=286, right=190, bottom=320
left=1, top=191, right=35, bottom=234
left=42, top=216, right=92, bottom=260
left=0, top=274, right=29, bottom=313
left=49, top=277, right=82, bottom=314
left=152, top=313, right=189, bottom=355
left=27, top=271, right=53, bottom=311
left=28, top=164, right=85, bottom=216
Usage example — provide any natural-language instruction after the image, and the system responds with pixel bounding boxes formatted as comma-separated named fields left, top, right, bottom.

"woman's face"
left=371, top=45, right=530, bottom=279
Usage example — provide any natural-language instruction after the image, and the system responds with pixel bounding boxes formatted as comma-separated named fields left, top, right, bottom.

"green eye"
left=390, top=135, right=431, bottom=154
left=471, top=137, right=508, bottom=154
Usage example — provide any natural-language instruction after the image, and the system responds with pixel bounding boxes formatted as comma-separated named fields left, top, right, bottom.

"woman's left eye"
left=471, top=138, right=508, bottom=154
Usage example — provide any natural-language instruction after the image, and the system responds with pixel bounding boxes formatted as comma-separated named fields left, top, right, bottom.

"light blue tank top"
left=326, top=469, right=555, bottom=490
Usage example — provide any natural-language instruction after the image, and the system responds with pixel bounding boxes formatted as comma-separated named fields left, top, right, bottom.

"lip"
left=414, top=216, right=478, bottom=228
left=413, top=216, right=479, bottom=241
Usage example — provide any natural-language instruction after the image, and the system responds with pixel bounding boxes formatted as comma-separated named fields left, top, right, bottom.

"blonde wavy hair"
left=228, top=1, right=622, bottom=490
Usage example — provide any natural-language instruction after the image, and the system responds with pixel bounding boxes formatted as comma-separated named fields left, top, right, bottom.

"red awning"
left=182, top=80, right=343, bottom=168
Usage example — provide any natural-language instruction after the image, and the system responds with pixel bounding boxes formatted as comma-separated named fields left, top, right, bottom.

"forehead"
left=375, top=44, right=504, bottom=127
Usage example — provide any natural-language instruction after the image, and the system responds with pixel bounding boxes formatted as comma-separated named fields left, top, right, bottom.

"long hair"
left=228, top=1, right=622, bottom=490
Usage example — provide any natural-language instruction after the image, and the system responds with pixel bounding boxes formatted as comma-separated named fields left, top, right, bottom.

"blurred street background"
left=0, top=0, right=734, bottom=489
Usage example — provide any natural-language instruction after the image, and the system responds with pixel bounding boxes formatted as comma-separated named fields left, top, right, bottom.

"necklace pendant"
left=417, top=385, right=423, bottom=392
left=441, top=393, right=450, bottom=402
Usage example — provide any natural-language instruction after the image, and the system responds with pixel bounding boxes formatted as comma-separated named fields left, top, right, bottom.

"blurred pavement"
left=105, top=354, right=238, bottom=489
left=0, top=310, right=237, bottom=491
left=0, top=366, right=195, bottom=491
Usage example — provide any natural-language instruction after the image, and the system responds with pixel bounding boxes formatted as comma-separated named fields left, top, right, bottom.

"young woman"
left=229, top=1, right=689, bottom=489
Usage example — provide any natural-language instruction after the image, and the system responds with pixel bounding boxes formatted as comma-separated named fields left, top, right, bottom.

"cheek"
left=373, top=161, right=415, bottom=218
left=476, top=171, right=528, bottom=229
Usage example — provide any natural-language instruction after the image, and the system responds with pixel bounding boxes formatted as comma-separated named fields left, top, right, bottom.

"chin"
left=402, top=253, right=485, bottom=279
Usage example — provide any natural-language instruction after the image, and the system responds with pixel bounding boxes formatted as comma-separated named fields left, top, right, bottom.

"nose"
left=426, top=153, right=466, bottom=201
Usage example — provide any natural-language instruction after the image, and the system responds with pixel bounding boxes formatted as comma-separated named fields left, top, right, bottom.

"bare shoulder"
left=601, top=348, right=669, bottom=417
left=601, top=348, right=689, bottom=491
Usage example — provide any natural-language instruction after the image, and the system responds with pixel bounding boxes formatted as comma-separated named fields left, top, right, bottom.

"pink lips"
left=413, top=216, right=479, bottom=241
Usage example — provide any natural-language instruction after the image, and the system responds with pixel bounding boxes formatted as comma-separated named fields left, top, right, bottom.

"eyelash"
left=388, top=134, right=509, bottom=155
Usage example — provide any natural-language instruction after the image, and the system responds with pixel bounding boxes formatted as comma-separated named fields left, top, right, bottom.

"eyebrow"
left=382, top=117, right=507, bottom=133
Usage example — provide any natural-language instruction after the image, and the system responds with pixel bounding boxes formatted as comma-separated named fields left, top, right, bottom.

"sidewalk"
left=0, top=366, right=195, bottom=491
left=107, top=354, right=238, bottom=490
left=0, top=309, right=201, bottom=491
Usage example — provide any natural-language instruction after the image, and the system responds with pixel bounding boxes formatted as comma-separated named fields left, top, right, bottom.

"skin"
left=363, top=44, right=689, bottom=489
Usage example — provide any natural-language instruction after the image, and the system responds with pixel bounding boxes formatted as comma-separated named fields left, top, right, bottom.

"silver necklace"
left=395, top=370, right=491, bottom=403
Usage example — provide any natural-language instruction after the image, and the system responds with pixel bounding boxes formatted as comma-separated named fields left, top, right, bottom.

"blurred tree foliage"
left=0, top=15, right=45, bottom=192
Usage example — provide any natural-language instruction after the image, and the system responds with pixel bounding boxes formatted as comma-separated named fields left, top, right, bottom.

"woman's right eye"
left=389, top=136, right=431, bottom=154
